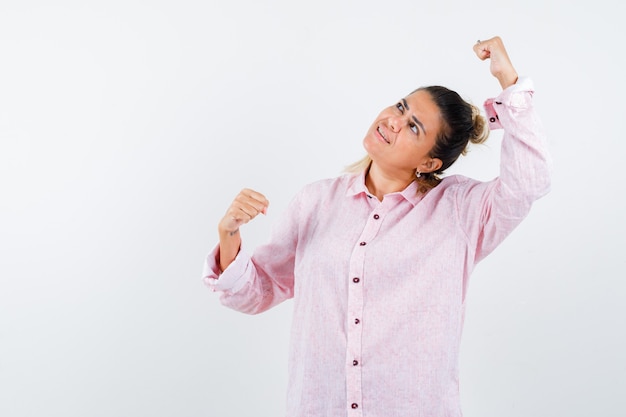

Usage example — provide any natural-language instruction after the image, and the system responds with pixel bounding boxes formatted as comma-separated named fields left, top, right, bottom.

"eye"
left=409, top=123, right=418, bottom=134
left=395, top=102, right=405, bottom=113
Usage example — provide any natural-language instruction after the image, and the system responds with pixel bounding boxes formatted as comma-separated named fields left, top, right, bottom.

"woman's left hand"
left=473, top=36, right=518, bottom=90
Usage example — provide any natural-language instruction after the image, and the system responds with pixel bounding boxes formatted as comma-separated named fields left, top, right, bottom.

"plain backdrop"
left=1, top=1, right=625, bottom=416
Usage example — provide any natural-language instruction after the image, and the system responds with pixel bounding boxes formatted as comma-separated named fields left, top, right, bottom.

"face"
left=363, top=90, right=443, bottom=178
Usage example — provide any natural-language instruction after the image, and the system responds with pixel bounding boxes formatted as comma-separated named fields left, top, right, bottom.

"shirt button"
left=353, top=360, right=359, bottom=366
left=359, top=241, right=366, bottom=246
left=489, top=117, right=496, bottom=123
left=352, top=277, right=360, bottom=283
left=373, top=214, right=380, bottom=219
left=354, top=318, right=360, bottom=324
left=351, top=403, right=358, bottom=409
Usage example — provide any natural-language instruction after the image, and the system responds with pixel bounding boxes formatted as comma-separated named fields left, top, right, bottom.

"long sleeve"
left=455, top=77, right=553, bottom=263
left=202, top=193, right=301, bottom=315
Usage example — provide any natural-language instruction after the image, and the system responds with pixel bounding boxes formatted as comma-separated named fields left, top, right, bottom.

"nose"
left=388, top=115, right=403, bottom=132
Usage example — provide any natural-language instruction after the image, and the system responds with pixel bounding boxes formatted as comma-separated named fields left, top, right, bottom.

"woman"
left=203, top=36, right=551, bottom=416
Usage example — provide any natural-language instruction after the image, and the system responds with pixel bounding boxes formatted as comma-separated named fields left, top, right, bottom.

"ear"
left=418, top=158, right=443, bottom=174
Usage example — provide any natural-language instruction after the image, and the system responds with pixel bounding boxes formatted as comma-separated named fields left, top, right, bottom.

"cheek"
left=362, top=129, right=378, bottom=155
left=404, top=139, right=432, bottom=163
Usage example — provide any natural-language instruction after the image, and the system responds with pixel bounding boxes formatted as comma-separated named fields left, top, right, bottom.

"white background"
left=1, top=1, right=625, bottom=416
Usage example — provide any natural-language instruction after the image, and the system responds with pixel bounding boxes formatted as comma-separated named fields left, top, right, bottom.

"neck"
left=365, top=163, right=414, bottom=201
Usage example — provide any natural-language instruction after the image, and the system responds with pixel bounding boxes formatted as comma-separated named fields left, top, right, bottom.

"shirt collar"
left=345, top=171, right=424, bottom=207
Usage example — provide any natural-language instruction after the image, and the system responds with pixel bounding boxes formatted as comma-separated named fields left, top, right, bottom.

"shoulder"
left=430, top=174, right=500, bottom=210
left=298, top=173, right=356, bottom=197
left=424, top=174, right=489, bottom=202
left=436, top=174, right=482, bottom=191
left=286, top=173, right=356, bottom=218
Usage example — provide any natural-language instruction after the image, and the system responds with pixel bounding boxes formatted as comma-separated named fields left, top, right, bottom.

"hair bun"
left=469, top=104, right=489, bottom=145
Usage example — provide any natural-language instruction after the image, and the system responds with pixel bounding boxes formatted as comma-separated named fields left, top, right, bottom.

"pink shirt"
left=203, top=78, right=552, bottom=417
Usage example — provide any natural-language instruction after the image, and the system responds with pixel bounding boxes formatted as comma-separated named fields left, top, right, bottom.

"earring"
left=415, top=170, right=421, bottom=178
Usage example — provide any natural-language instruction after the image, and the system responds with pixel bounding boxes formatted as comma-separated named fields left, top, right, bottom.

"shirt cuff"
left=202, top=244, right=253, bottom=293
left=483, top=76, right=534, bottom=130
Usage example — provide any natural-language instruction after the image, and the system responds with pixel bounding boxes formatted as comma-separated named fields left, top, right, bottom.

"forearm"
left=218, top=227, right=241, bottom=271
left=494, top=80, right=552, bottom=202
left=204, top=212, right=298, bottom=315
left=496, top=70, right=518, bottom=91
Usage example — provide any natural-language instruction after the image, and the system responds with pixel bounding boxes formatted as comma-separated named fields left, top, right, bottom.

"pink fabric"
left=203, top=78, right=552, bottom=417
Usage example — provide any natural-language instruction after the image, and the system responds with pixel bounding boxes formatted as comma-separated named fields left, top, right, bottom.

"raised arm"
left=457, top=36, right=552, bottom=263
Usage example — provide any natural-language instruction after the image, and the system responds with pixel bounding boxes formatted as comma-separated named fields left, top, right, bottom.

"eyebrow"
left=401, top=98, right=426, bottom=135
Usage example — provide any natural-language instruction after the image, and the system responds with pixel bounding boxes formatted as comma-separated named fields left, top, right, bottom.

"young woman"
left=203, top=36, right=552, bottom=417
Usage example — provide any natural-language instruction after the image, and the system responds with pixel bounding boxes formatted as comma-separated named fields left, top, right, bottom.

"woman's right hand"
left=218, top=188, right=270, bottom=236
left=217, top=188, right=269, bottom=271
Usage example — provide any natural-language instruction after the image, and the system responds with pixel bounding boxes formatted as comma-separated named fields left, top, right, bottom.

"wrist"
left=498, top=71, right=518, bottom=90
left=218, top=216, right=240, bottom=235
left=222, top=228, right=239, bottom=238
left=219, top=225, right=240, bottom=239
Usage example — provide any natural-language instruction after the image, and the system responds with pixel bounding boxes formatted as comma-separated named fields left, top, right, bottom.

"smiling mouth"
left=377, top=126, right=390, bottom=143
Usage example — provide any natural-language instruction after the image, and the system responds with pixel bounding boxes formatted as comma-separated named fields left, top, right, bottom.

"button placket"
left=345, top=205, right=387, bottom=415
left=346, top=241, right=364, bottom=415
